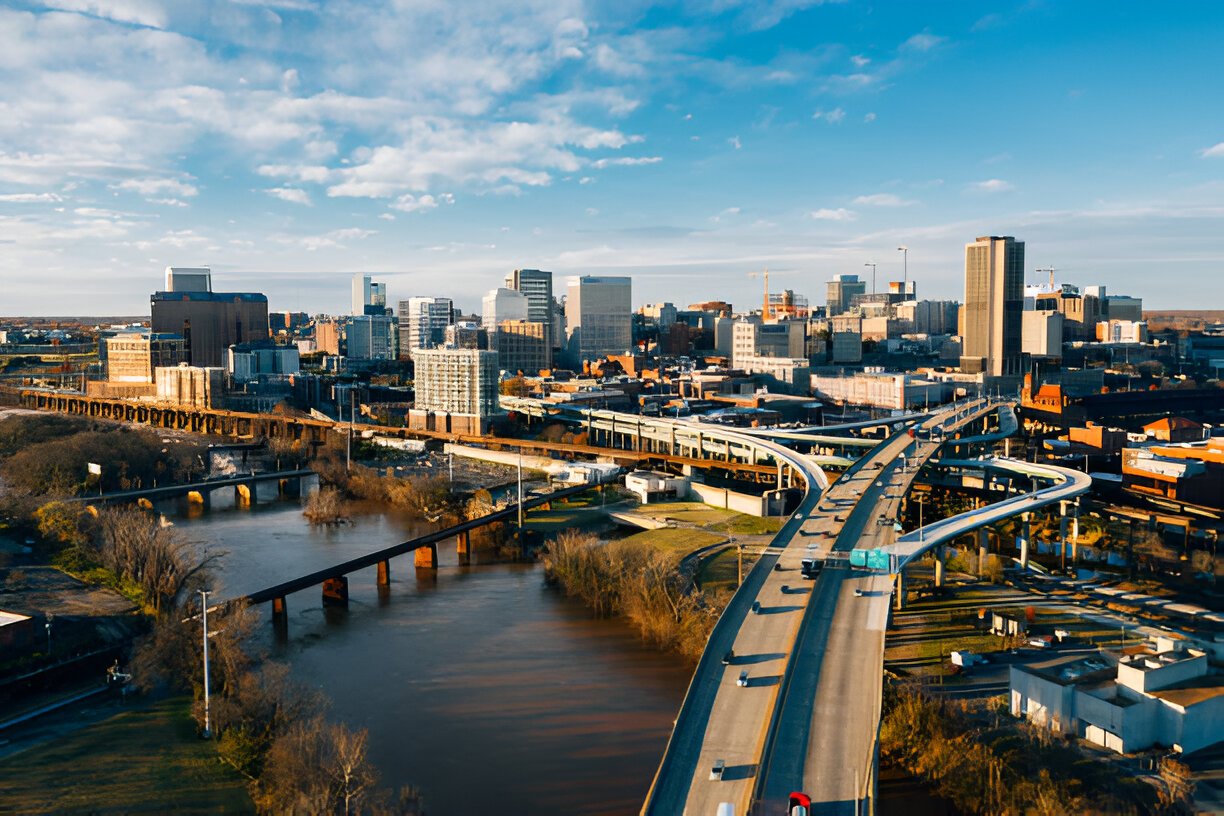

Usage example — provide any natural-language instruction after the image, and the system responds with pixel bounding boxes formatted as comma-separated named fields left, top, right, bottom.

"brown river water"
left=177, top=494, right=691, bottom=815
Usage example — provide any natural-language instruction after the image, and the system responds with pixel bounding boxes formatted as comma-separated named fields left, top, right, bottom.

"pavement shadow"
left=732, top=652, right=786, bottom=666
left=720, top=763, right=759, bottom=782
left=758, top=604, right=804, bottom=615
left=746, top=675, right=781, bottom=688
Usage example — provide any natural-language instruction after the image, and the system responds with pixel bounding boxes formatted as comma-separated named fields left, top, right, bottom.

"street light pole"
left=200, top=590, right=211, bottom=738
left=863, top=262, right=877, bottom=295
left=897, top=245, right=909, bottom=293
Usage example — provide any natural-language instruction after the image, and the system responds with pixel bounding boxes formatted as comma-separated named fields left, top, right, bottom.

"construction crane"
left=1035, top=266, right=1058, bottom=290
left=747, top=269, right=770, bottom=320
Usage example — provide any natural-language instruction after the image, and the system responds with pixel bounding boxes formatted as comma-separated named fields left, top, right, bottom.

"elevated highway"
left=643, top=399, right=1002, bottom=815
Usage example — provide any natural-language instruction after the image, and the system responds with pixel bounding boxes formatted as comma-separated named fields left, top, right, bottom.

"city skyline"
left=2, top=1, right=1223, bottom=314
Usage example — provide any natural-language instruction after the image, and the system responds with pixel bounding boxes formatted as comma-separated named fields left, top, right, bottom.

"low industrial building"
left=1010, top=647, right=1224, bottom=755
left=624, top=470, right=689, bottom=503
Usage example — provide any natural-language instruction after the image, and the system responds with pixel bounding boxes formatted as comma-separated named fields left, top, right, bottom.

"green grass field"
left=627, top=501, right=738, bottom=526
left=0, top=697, right=253, bottom=814
left=617, top=527, right=725, bottom=562
left=696, top=546, right=740, bottom=594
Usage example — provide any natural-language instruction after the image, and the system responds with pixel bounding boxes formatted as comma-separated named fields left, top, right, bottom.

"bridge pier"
left=1018, top=513, right=1030, bottom=569
left=894, top=569, right=907, bottom=610
left=977, top=527, right=989, bottom=577
left=271, top=596, right=288, bottom=631
left=322, top=576, right=349, bottom=606
left=235, top=482, right=255, bottom=506
left=415, top=543, right=438, bottom=570
left=186, top=489, right=210, bottom=510
left=377, top=559, right=391, bottom=587
left=457, top=531, right=471, bottom=565
left=933, top=545, right=945, bottom=588
left=1058, top=502, right=1069, bottom=572
left=279, top=476, right=302, bottom=498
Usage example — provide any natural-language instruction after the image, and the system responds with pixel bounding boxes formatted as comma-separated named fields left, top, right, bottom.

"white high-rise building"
left=397, top=297, right=453, bottom=360
left=413, top=348, right=499, bottom=417
left=565, top=276, right=632, bottom=363
left=482, top=288, right=529, bottom=350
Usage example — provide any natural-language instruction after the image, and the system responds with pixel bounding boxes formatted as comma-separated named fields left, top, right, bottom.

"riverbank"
left=0, top=695, right=252, bottom=813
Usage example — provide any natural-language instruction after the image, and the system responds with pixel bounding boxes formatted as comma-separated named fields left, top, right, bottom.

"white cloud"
left=969, top=178, right=1014, bottom=193
left=585, top=207, right=598, bottom=216
left=40, top=0, right=167, bottom=29
left=863, top=112, right=876, bottom=123
left=389, top=192, right=454, bottom=213
left=809, top=207, right=856, bottom=221
left=264, top=187, right=312, bottom=205
left=298, top=226, right=376, bottom=251
left=902, top=32, right=944, bottom=52
left=709, top=206, right=741, bottom=222
left=115, top=178, right=199, bottom=197
left=0, top=192, right=63, bottom=203
left=148, top=197, right=188, bottom=207
left=1201, top=142, right=1224, bottom=158
left=852, top=193, right=914, bottom=207
left=378, top=212, right=395, bottom=221
left=729, top=135, right=742, bottom=149
left=812, top=107, right=845, bottom=124
left=850, top=54, right=870, bottom=67
left=590, top=156, right=662, bottom=169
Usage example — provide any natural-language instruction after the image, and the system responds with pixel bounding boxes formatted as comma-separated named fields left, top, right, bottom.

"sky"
left=1, top=0, right=1223, bottom=316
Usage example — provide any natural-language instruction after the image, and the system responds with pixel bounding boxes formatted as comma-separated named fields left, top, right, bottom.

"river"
left=176, top=494, right=692, bottom=815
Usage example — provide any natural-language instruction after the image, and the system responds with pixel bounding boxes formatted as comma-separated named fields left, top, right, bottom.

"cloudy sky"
left=1, top=0, right=1222, bottom=316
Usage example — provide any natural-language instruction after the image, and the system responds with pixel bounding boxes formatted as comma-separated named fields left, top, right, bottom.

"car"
left=773, top=562, right=784, bottom=571
left=722, top=650, right=734, bottom=665
left=751, top=601, right=762, bottom=614
left=737, top=670, right=749, bottom=687
left=710, top=759, right=726, bottom=781
left=788, top=792, right=812, bottom=816
left=794, top=512, right=806, bottom=520
left=875, top=480, right=884, bottom=488
left=853, top=588, right=864, bottom=597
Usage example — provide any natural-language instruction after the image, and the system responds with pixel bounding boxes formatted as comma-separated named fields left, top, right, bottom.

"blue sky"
left=1, top=0, right=1222, bottom=316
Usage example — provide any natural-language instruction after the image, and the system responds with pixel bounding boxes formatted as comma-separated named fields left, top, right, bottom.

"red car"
left=788, top=792, right=812, bottom=816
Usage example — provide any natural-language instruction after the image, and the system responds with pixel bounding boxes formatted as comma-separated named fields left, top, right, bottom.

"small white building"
left=1010, top=647, right=1224, bottom=755
left=624, top=470, right=688, bottom=503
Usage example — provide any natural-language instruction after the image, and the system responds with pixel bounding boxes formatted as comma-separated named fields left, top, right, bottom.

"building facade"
left=496, top=320, right=549, bottom=375
left=150, top=290, right=270, bottom=368
left=960, top=235, right=1024, bottom=377
left=412, top=348, right=499, bottom=417
left=565, top=276, right=632, bottom=363
left=347, top=315, right=397, bottom=361
left=105, top=332, right=187, bottom=383
left=482, top=288, right=529, bottom=350
left=397, top=297, right=454, bottom=360
left=826, top=274, right=867, bottom=317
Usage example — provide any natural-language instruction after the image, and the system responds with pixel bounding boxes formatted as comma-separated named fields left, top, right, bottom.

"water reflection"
left=178, top=500, right=690, bottom=815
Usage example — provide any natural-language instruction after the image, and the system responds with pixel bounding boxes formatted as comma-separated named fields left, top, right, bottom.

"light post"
left=863, top=262, right=877, bottom=295
left=45, top=614, right=53, bottom=656
left=200, top=590, right=211, bottom=738
left=734, top=538, right=743, bottom=587
left=897, top=245, right=909, bottom=292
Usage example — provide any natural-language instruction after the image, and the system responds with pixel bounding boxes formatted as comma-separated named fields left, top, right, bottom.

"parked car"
left=788, top=792, right=812, bottom=816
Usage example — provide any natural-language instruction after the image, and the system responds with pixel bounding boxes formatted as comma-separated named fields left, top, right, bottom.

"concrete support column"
left=415, top=543, right=438, bottom=570
left=894, top=569, right=907, bottom=610
left=977, top=527, right=989, bottom=577
left=377, top=559, right=391, bottom=586
left=271, top=596, right=288, bottom=630
left=1059, top=502, right=1069, bottom=573
left=933, top=546, right=945, bottom=588
left=1018, top=513, right=1031, bottom=569
left=457, top=531, right=471, bottom=565
left=322, top=576, right=348, bottom=607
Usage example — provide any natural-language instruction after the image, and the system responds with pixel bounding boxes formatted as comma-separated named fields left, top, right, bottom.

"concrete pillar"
left=415, top=543, right=438, bottom=570
left=235, top=483, right=254, bottom=506
left=1059, top=505, right=1069, bottom=573
left=894, top=569, right=906, bottom=610
left=280, top=477, right=302, bottom=498
left=271, top=596, right=288, bottom=629
left=322, top=576, right=349, bottom=606
left=1018, top=513, right=1030, bottom=569
left=977, top=527, right=989, bottom=577
left=933, top=546, right=945, bottom=588
left=457, top=531, right=471, bottom=565
left=377, top=559, right=391, bottom=586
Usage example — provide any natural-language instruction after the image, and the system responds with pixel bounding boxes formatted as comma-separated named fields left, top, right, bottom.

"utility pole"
left=517, top=448, right=524, bottom=536
left=735, top=538, right=743, bottom=586
left=346, top=387, right=355, bottom=473
left=864, top=262, right=877, bottom=295
left=897, top=245, right=909, bottom=292
left=200, top=590, right=211, bottom=738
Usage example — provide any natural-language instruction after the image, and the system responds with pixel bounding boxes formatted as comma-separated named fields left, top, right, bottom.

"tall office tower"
left=496, top=320, right=549, bottom=375
left=351, top=274, right=388, bottom=316
left=164, top=266, right=212, bottom=293
left=150, top=269, right=270, bottom=368
left=397, top=297, right=454, bottom=360
left=412, top=348, right=500, bottom=417
left=826, top=274, right=867, bottom=317
left=960, top=235, right=1024, bottom=377
left=564, top=276, right=632, bottom=363
left=505, top=268, right=555, bottom=365
left=347, top=314, right=397, bottom=361
left=481, top=288, right=529, bottom=350
left=640, top=302, right=679, bottom=332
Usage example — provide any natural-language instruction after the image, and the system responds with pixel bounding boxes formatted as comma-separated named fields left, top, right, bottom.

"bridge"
left=231, top=482, right=594, bottom=630
left=73, top=469, right=317, bottom=511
